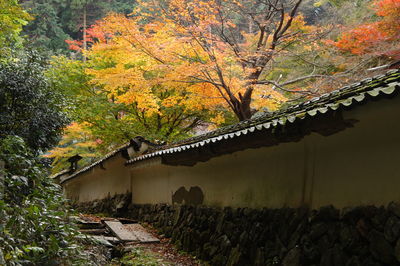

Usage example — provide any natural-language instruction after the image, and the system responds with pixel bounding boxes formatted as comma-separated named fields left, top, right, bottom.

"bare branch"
left=257, top=79, right=316, bottom=95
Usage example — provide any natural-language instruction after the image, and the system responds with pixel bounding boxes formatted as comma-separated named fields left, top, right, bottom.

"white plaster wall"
left=130, top=96, right=400, bottom=209
left=130, top=143, right=306, bottom=208
left=310, top=96, right=400, bottom=208
left=63, top=155, right=131, bottom=202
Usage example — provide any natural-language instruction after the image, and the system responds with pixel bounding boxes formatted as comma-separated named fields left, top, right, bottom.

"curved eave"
left=60, top=143, right=129, bottom=184
left=126, top=72, right=400, bottom=166
left=60, top=69, right=400, bottom=181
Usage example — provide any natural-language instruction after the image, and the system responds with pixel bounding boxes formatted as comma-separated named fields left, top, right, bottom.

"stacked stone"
left=75, top=193, right=131, bottom=215
left=127, top=203, right=400, bottom=266
left=77, top=196, right=400, bottom=265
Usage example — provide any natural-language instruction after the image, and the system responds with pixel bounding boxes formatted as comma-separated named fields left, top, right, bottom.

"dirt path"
left=115, top=238, right=201, bottom=266
left=78, top=214, right=201, bottom=265
left=114, top=227, right=201, bottom=266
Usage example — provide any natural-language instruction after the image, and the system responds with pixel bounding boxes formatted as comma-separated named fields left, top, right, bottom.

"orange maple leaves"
left=330, top=0, right=400, bottom=56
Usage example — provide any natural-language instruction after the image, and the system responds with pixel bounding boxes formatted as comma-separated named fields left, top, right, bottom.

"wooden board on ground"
left=79, top=228, right=107, bottom=235
left=90, top=235, right=120, bottom=243
left=124, top=224, right=160, bottom=243
left=118, top=217, right=138, bottom=224
left=104, top=220, right=140, bottom=242
left=88, top=235, right=120, bottom=247
left=71, top=216, right=103, bottom=229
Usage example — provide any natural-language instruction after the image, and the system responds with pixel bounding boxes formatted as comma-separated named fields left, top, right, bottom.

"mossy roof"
left=62, top=69, right=400, bottom=183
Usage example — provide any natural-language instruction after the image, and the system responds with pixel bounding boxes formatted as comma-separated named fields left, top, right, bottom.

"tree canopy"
left=21, top=0, right=137, bottom=54
left=0, top=0, right=32, bottom=57
left=0, top=51, right=69, bottom=152
left=329, top=0, right=400, bottom=57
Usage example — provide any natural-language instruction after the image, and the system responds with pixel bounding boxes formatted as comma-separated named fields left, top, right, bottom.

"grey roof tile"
left=61, top=69, right=400, bottom=183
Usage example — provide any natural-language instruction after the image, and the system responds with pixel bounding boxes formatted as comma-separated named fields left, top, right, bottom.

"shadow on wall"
left=172, top=186, right=204, bottom=205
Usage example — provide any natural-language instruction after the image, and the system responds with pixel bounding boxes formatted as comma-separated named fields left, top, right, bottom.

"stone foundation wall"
left=76, top=196, right=400, bottom=265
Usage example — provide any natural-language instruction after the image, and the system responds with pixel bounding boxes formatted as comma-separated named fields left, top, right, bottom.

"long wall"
left=63, top=155, right=131, bottom=202
left=129, top=96, right=400, bottom=209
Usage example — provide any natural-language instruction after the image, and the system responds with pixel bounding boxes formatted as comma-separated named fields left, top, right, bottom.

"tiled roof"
left=61, top=69, right=400, bottom=183
left=60, top=143, right=129, bottom=183
left=126, top=69, right=400, bottom=165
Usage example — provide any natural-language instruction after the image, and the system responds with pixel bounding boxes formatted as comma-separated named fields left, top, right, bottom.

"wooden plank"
left=88, top=235, right=121, bottom=247
left=124, top=224, right=160, bottom=243
left=79, top=228, right=107, bottom=235
left=71, top=216, right=103, bottom=228
left=104, top=220, right=140, bottom=242
left=90, top=235, right=120, bottom=243
left=118, top=217, right=138, bottom=224
left=78, top=222, right=104, bottom=229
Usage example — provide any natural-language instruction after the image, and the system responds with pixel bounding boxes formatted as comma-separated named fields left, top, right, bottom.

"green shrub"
left=0, top=136, right=88, bottom=265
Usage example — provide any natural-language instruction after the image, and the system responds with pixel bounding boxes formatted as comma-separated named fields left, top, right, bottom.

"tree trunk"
left=230, top=87, right=253, bottom=121
left=83, top=5, right=87, bottom=62
left=0, top=160, right=4, bottom=201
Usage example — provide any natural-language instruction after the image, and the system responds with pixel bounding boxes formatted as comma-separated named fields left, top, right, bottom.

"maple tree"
left=47, top=49, right=220, bottom=152
left=329, top=0, right=400, bottom=58
left=44, top=122, right=101, bottom=173
left=129, top=0, right=327, bottom=120
left=67, top=0, right=332, bottom=122
left=79, top=15, right=236, bottom=138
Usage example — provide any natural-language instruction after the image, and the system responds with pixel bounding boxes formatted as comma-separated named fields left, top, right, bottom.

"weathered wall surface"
left=130, top=96, right=400, bottom=209
left=62, top=155, right=131, bottom=202
left=62, top=96, right=400, bottom=208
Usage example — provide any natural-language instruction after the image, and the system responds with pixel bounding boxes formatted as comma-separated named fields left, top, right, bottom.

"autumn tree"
left=44, top=122, right=101, bottom=173
left=79, top=16, right=236, bottom=141
left=304, top=0, right=400, bottom=93
left=330, top=0, right=400, bottom=58
left=129, top=0, right=331, bottom=120
left=47, top=48, right=218, bottom=154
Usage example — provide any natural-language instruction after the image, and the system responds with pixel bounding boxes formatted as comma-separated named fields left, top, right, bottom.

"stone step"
left=104, top=220, right=140, bottom=242
left=124, top=224, right=160, bottom=243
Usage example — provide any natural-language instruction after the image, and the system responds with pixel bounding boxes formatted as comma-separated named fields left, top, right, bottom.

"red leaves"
left=329, top=0, right=400, bottom=56
left=374, top=0, right=400, bottom=17
left=333, top=23, right=388, bottom=54
left=65, top=39, right=83, bottom=51
left=65, top=23, right=111, bottom=51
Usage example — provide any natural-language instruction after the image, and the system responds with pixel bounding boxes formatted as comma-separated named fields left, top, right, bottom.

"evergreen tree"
left=22, top=0, right=137, bottom=54
left=22, top=0, right=70, bottom=54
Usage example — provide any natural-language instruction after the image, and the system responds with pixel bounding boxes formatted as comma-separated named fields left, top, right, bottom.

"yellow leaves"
left=161, top=95, right=184, bottom=108
left=82, top=0, right=297, bottom=127
left=45, top=122, right=101, bottom=173
left=85, top=12, right=224, bottom=118
left=118, top=89, right=160, bottom=115
left=252, top=86, right=288, bottom=111
left=210, top=112, right=226, bottom=126
left=43, top=122, right=97, bottom=160
left=289, top=15, right=315, bottom=34
left=56, top=122, right=93, bottom=146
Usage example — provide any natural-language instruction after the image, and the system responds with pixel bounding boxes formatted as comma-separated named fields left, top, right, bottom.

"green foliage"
left=0, top=0, right=32, bottom=58
left=47, top=56, right=210, bottom=151
left=22, top=0, right=71, bottom=54
left=114, top=247, right=171, bottom=266
left=0, top=136, right=89, bottom=265
left=0, top=51, right=69, bottom=152
left=22, top=0, right=137, bottom=54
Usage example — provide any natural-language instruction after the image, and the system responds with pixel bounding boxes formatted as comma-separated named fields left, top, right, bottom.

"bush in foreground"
left=0, top=136, right=89, bottom=265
